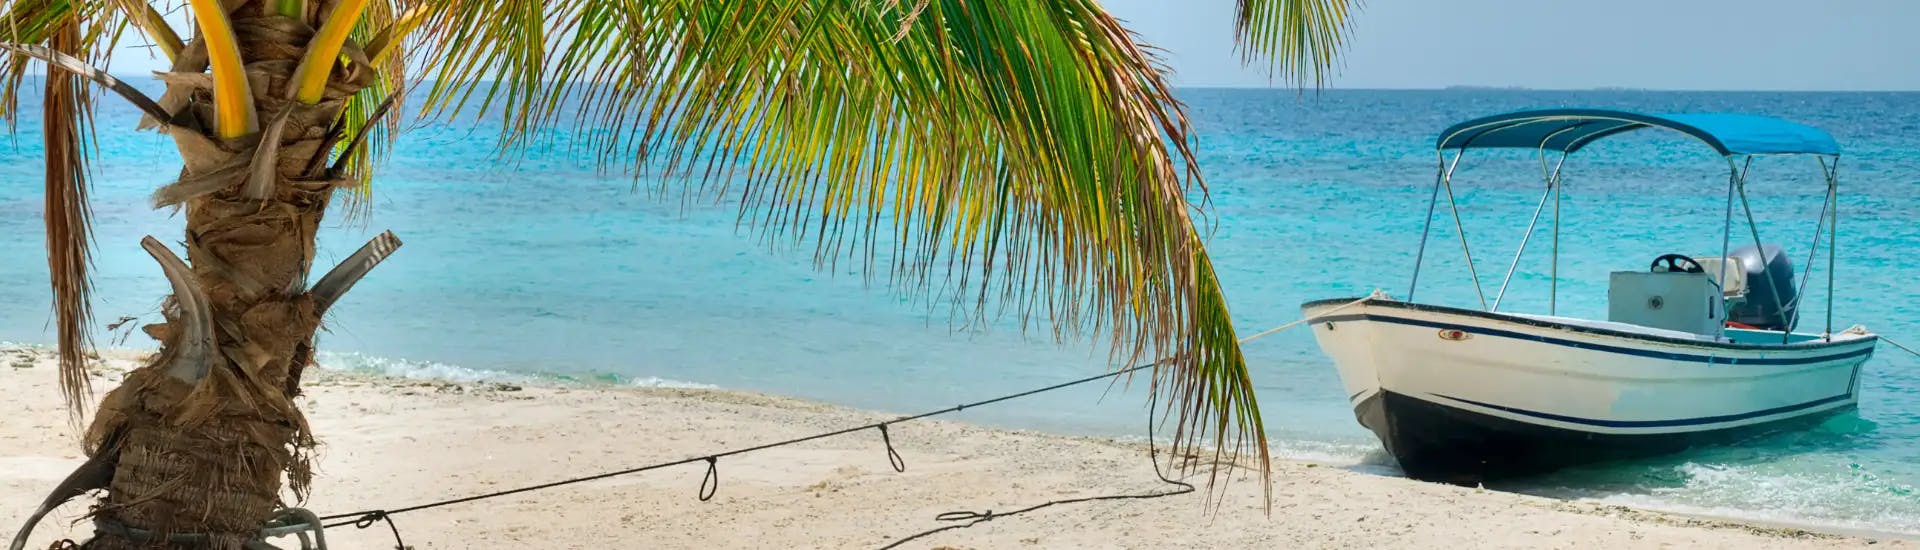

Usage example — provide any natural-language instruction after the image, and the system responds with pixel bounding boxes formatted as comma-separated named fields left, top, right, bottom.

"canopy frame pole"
left=1782, top=156, right=1836, bottom=343
left=1551, top=153, right=1563, bottom=315
left=1716, top=157, right=1740, bottom=327
left=1407, top=151, right=1456, bottom=301
left=1824, top=156, right=1840, bottom=340
left=1730, top=157, right=1793, bottom=338
left=1492, top=144, right=1569, bottom=312
left=1439, top=151, right=1490, bottom=310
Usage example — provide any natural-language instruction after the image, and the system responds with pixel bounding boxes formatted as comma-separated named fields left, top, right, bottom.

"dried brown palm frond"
left=0, top=0, right=148, bottom=414
left=42, top=17, right=93, bottom=416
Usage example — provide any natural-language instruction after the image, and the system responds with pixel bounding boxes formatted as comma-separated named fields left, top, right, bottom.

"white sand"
left=1, top=347, right=1905, bottom=549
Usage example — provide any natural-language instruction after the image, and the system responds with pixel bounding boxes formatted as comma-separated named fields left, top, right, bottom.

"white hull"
left=1302, top=296, right=1874, bottom=481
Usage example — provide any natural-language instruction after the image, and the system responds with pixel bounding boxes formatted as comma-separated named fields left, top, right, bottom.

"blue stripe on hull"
left=1429, top=392, right=1855, bottom=429
left=1314, top=313, right=1874, bottom=366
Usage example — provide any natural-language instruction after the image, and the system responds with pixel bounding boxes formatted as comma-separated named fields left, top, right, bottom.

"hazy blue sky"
left=103, top=0, right=1916, bottom=91
left=1104, top=0, right=1919, bottom=90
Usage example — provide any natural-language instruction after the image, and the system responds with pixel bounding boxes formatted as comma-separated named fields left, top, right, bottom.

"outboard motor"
left=1726, top=244, right=1797, bottom=331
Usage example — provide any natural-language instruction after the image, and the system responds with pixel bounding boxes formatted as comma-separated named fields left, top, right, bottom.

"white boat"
left=1303, top=109, right=1877, bottom=483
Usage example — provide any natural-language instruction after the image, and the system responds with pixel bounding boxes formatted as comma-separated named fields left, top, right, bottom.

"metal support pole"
left=1784, top=157, right=1836, bottom=341
left=1825, top=156, right=1840, bottom=339
left=1717, top=159, right=1739, bottom=324
left=1732, top=159, right=1792, bottom=336
left=1552, top=158, right=1562, bottom=315
left=1493, top=152, right=1566, bottom=311
left=1441, top=157, right=1489, bottom=310
left=1408, top=152, right=1454, bottom=301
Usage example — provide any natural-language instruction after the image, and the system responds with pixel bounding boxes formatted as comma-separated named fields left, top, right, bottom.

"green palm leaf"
left=0, top=0, right=1364, bottom=503
left=1235, top=0, right=1358, bottom=86
left=403, top=0, right=1267, bottom=482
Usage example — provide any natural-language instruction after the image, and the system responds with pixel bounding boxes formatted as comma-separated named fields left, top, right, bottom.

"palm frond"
left=0, top=0, right=129, bottom=415
left=107, top=0, right=178, bottom=61
left=1234, top=0, right=1358, bottom=86
left=291, top=0, right=369, bottom=103
left=405, top=0, right=1266, bottom=482
left=0, top=43, right=172, bottom=122
left=0, top=0, right=78, bottom=117
left=362, top=4, right=422, bottom=64
left=328, top=0, right=409, bottom=215
left=182, top=0, right=253, bottom=137
left=43, top=18, right=93, bottom=415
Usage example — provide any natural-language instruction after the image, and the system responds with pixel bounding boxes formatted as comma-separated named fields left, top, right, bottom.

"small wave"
left=1575, top=461, right=1920, bottom=538
left=316, top=351, right=535, bottom=384
left=314, top=351, right=714, bottom=389
left=1268, top=437, right=1379, bottom=464
left=1270, top=437, right=1403, bottom=475
left=1109, top=434, right=1395, bottom=473
left=626, top=376, right=717, bottom=389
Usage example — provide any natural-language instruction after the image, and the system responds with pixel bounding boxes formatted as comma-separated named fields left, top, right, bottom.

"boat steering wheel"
left=1650, top=254, right=1705, bottom=274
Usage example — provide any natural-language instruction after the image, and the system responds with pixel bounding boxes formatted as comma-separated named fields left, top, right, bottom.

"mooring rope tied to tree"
left=309, top=294, right=1382, bottom=549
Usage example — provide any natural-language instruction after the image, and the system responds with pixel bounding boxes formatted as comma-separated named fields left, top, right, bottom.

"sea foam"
left=314, top=351, right=715, bottom=389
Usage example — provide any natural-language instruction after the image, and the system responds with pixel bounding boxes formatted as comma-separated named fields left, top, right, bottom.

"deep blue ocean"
left=2, top=88, right=1917, bottom=536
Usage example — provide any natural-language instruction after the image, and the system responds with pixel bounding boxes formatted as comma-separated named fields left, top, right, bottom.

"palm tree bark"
left=81, top=8, right=372, bottom=549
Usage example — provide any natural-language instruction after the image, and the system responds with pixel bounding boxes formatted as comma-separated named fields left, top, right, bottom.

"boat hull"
left=1355, top=390, right=1851, bottom=483
left=1304, top=297, right=1875, bottom=484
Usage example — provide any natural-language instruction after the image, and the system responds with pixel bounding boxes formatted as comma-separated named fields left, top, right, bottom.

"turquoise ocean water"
left=2, top=88, right=1918, bottom=535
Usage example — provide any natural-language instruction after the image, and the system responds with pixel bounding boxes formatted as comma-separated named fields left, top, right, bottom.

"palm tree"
left=3, top=0, right=1353, bottom=546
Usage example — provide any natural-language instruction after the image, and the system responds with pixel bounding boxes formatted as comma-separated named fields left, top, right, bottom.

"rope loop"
left=935, top=510, right=991, bottom=522
left=878, top=424, right=906, bottom=473
left=698, top=457, right=720, bottom=501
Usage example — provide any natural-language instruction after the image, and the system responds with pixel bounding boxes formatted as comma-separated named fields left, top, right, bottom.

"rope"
left=1877, top=333, right=1920, bottom=359
left=876, top=382, right=1194, bottom=549
left=1840, top=325, right=1919, bottom=359
left=316, top=295, right=1379, bottom=549
left=317, top=362, right=1169, bottom=532
left=1238, top=290, right=1385, bottom=343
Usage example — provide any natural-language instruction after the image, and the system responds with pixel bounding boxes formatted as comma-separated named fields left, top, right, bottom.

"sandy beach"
left=0, top=346, right=1904, bottom=549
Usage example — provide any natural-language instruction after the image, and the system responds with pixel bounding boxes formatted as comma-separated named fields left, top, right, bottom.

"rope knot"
left=698, top=457, right=720, bottom=501
left=352, top=510, right=389, bottom=529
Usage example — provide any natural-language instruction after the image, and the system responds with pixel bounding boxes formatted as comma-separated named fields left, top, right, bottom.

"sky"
left=1103, top=0, right=1920, bottom=91
left=102, top=0, right=1919, bottom=91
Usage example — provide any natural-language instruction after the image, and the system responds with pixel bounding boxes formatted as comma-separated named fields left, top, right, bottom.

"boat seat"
left=1695, top=256, right=1748, bottom=299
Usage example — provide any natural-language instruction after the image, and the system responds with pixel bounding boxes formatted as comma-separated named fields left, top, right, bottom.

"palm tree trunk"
left=82, top=9, right=373, bottom=548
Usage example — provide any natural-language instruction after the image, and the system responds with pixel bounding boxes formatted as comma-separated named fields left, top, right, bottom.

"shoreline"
left=2, top=346, right=1907, bottom=548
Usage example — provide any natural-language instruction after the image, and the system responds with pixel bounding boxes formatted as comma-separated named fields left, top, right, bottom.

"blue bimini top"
left=1436, top=108, right=1840, bottom=157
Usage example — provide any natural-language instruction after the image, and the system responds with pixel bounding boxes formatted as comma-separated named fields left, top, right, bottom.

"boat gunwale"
left=1300, top=296, right=1878, bottom=353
